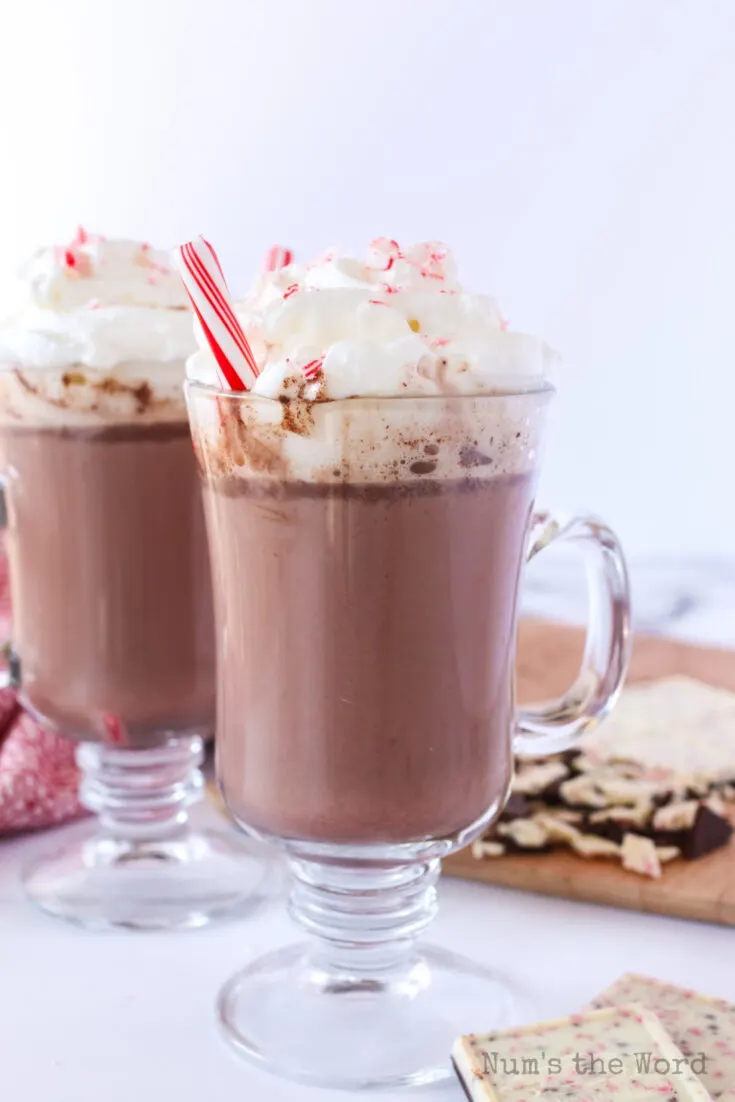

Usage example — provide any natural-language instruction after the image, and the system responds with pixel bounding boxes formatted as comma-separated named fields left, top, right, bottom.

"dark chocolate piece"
left=500, top=792, right=530, bottom=821
left=501, top=836, right=553, bottom=855
left=451, top=1057, right=473, bottom=1102
left=650, top=806, right=733, bottom=859
left=682, top=805, right=733, bottom=859
left=585, top=819, right=626, bottom=845
left=539, top=776, right=567, bottom=804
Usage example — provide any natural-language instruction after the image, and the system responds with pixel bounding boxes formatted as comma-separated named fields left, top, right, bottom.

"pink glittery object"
left=0, top=549, right=84, bottom=834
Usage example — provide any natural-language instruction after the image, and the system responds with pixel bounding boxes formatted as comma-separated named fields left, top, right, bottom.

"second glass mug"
left=0, top=365, right=269, bottom=930
left=187, top=381, right=631, bottom=1090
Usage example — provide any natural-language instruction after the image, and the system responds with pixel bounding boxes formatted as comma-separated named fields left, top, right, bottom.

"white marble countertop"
left=523, top=556, right=735, bottom=648
left=2, top=558, right=734, bottom=1102
left=3, top=806, right=735, bottom=1102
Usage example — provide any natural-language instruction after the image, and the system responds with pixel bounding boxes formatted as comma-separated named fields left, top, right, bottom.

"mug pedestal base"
left=23, top=823, right=269, bottom=931
left=218, top=941, right=529, bottom=1089
left=22, top=736, right=272, bottom=931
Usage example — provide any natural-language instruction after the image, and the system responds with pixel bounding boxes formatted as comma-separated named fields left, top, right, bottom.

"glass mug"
left=0, top=364, right=268, bottom=930
left=186, top=382, right=631, bottom=1089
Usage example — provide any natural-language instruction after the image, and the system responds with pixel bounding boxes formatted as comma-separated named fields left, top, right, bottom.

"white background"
left=1, top=0, right=734, bottom=557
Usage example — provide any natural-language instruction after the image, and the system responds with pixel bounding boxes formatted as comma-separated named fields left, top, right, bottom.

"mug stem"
left=287, top=856, right=440, bottom=974
left=77, top=735, right=203, bottom=843
left=21, top=733, right=270, bottom=931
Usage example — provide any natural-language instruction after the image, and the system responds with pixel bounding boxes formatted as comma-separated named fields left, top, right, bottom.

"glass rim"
left=184, top=380, right=555, bottom=407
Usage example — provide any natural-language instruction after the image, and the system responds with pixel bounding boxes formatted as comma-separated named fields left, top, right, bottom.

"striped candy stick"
left=264, top=245, right=293, bottom=271
left=302, top=356, right=324, bottom=381
left=174, top=236, right=259, bottom=391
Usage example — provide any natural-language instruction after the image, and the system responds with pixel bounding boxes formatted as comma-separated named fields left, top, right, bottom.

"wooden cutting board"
left=443, top=620, right=735, bottom=926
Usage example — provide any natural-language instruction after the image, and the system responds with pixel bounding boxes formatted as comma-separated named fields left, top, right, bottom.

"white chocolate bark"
left=453, top=1004, right=713, bottom=1102
left=621, top=834, right=662, bottom=878
left=580, top=677, right=735, bottom=783
left=590, top=974, right=735, bottom=1101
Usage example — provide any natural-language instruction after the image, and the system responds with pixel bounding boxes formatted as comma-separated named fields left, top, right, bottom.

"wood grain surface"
left=442, top=620, right=735, bottom=926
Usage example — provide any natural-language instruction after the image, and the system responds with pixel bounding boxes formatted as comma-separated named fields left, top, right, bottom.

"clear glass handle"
left=514, top=510, right=632, bottom=757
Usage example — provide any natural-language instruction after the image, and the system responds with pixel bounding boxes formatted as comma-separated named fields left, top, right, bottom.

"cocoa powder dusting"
left=133, top=382, right=153, bottom=412
left=409, top=459, right=438, bottom=475
left=91, top=376, right=158, bottom=415
left=214, top=402, right=286, bottom=477
left=239, top=431, right=283, bottom=474
left=62, top=371, right=86, bottom=386
left=99, top=376, right=123, bottom=394
left=5, top=367, right=183, bottom=426
left=15, top=369, right=69, bottom=412
left=279, top=396, right=315, bottom=437
left=14, top=370, right=39, bottom=397
left=459, top=445, right=492, bottom=468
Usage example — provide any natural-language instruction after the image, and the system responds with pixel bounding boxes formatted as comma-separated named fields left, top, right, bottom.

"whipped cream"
left=187, top=239, right=557, bottom=399
left=0, top=231, right=194, bottom=371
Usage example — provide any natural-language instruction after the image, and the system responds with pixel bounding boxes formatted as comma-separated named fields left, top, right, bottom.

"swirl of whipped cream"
left=0, top=230, right=194, bottom=370
left=186, top=238, right=557, bottom=399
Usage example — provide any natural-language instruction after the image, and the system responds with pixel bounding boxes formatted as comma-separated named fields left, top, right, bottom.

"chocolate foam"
left=0, top=363, right=187, bottom=428
left=186, top=386, right=552, bottom=487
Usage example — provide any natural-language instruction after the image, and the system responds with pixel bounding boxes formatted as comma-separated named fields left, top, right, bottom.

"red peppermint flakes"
left=283, top=283, right=300, bottom=300
left=62, top=247, right=93, bottom=277
left=420, top=247, right=447, bottom=280
left=101, top=713, right=128, bottom=746
left=366, top=237, right=403, bottom=271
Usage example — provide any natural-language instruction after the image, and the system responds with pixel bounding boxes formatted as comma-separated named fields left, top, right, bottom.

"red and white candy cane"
left=174, top=236, right=259, bottom=391
left=302, top=356, right=324, bottom=381
left=264, top=245, right=293, bottom=271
